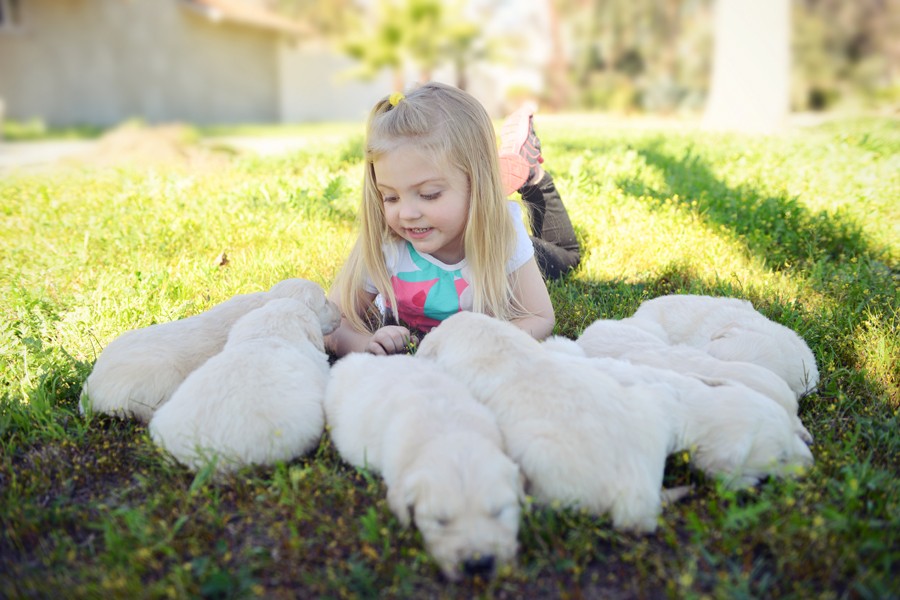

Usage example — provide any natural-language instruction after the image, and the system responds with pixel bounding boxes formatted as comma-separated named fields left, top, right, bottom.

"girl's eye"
left=420, top=192, right=441, bottom=201
left=382, top=195, right=398, bottom=203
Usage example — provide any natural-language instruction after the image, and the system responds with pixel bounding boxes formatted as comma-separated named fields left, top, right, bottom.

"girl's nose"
left=398, top=197, right=422, bottom=220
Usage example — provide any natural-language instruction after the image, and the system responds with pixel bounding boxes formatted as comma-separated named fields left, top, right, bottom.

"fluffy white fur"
left=543, top=332, right=813, bottom=485
left=630, top=294, right=819, bottom=397
left=80, top=278, right=340, bottom=423
left=541, top=335, right=589, bottom=358
left=418, top=312, right=675, bottom=533
left=579, top=355, right=814, bottom=487
left=324, top=353, right=523, bottom=581
left=570, top=317, right=670, bottom=357
left=574, top=319, right=813, bottom=443
left=148, top=298, right=330, bottom=473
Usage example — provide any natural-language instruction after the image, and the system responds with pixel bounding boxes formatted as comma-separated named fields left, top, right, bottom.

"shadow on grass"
left=616, top=138, right=887, bottom=273
left=549, top=263, right=772, bottom=338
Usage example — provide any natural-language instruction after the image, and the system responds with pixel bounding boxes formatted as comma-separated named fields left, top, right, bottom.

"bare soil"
left=69, top=122, right=235, bottom=169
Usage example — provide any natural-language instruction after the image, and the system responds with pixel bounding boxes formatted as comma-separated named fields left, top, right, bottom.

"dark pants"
left=520, top=173, right=581, bottom=280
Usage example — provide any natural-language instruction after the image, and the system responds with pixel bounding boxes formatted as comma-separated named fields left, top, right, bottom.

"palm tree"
left=341, top=0, right=517, bottom=91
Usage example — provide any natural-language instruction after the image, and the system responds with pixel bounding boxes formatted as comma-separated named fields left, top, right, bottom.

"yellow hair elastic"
left=389, top=91, right=405, bottom=107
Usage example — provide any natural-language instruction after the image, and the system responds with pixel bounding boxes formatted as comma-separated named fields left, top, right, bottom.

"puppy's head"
left=227, top=298, right=325, bottom=351
left=268, top=278, right=342, bottom=335
left=688, top=384, right=814, bottom=488
left=418, top=312, right=539, bottom=379
left=738, top=418, right=814, bottom=486
left=706, top=324, right=819, bottom=397
left=541, top=335, right=585, bottom=357
left=387, top=434, right=524, bottom=581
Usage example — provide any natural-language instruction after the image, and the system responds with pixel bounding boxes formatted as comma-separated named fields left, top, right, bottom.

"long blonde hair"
left=332, top=82, right=523, bottom=333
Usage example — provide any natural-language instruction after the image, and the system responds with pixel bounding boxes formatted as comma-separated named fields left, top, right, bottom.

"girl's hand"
left=368, top=326, right=418, bottom=355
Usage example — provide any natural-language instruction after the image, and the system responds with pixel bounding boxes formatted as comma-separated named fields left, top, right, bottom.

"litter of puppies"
left=81, top=288, right=817, bottom=581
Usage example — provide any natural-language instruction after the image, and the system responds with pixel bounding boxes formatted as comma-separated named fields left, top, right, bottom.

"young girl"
left=326, top=82, right=580, bottom=356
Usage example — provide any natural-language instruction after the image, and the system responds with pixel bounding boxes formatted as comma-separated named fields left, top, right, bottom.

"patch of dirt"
left=70, top=122, right=235, bottom=169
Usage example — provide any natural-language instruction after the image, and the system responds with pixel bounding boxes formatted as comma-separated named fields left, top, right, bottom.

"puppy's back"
left=149, top=328, right=329, bottom=472
left=80, top=289, right=273, bottom=421
left=576, top=318, right=669, bottom=358
left=325, top=353, right=501, bottom=474
left=631, top=294, right=757, bottom=346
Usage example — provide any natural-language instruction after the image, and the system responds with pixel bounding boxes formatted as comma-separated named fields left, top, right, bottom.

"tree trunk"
left=703, top=0, right=791, bottom=133
left=544, top=0, right=570, bottom=110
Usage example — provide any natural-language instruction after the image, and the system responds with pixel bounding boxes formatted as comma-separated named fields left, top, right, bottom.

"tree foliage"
left=269, top=0, right=899, bottom=111
left=338, top=0, right=516, bottom=91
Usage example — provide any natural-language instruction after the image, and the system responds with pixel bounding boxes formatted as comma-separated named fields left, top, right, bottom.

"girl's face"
left=373, top=142, right=470, bottom=264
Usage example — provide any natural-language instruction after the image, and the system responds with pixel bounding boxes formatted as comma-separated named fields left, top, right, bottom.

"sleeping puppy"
left=541, top=337, right=813, bottom=487
left=574, top=319, right=813, bottom=443
left=324, top=353, right=523, bottom=581
left=569, top=317, right=670, bottom=357
left=81, top=278, right=340, bottom=423
left=630, top=294, right=819, bottom=398
left=149, top=297, right=330, bottom=473
left=417, top=312, right=675, bottom=533
left=580, top=355, right=814, bottom=488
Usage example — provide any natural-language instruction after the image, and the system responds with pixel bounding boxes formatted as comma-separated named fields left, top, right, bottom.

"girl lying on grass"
left=326, top=81, right=581, bottom=356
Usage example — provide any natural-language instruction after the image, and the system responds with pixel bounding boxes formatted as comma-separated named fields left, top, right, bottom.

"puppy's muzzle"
left=462, top=555, right=495, bottom=578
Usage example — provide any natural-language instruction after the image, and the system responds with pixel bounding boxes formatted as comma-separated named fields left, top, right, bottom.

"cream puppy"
left=575, top=319, right=813, bottom=443
left=541, top=335, right=589, bottom=357
left=418, top=312, right=674, bottom=533
left=630, top=294, right=819, bottom=397
left=324, top=353, right=523, bottom=581
left=81, top=278, right=340, bottom=423
left=570, top=317, right=670, bottom=357
left=149, top=298, right=330, bottom=473
left=582, top=356, right=814, bottom=488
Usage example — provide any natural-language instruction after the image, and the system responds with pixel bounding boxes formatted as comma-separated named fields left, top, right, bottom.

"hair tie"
left=389, top=91, right=405, bottom=107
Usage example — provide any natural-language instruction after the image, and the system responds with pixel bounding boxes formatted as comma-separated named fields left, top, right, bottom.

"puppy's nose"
left=462, top=555, right=495, bottom=578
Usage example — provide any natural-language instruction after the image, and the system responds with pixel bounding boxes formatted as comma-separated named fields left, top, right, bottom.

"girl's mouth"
left=406, top=227, right=433, bottom=239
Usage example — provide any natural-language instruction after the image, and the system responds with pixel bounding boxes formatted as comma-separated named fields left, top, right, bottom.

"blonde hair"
left=332, top=81, right=523, bottom=333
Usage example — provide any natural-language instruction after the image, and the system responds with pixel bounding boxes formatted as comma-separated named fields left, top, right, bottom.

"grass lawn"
left=1, top=115, right=898, bottom=598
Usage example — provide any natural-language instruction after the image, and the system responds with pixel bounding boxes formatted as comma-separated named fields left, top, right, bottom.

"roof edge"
left=180, top=0, right=314, bottom=37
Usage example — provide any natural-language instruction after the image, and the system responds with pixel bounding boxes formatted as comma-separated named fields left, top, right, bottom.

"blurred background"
left=0, top=0, right=898, bottom=135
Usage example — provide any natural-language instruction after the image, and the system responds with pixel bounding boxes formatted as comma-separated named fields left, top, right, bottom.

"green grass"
left=2, top=115, right=898, bottom=598
left=199, top=121, right=364, bottom=139
left=1, top=118, right=106, bottom=141
left=0, top=117, right=363, bottom=142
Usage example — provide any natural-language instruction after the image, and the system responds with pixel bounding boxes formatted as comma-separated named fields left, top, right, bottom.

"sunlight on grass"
left=853, top=311, right=900, bottom=406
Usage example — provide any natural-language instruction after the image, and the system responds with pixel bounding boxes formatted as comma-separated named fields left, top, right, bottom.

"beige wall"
left=0, top=0, right=280, bottom=126
left=278, top=39, right=389, bottom=123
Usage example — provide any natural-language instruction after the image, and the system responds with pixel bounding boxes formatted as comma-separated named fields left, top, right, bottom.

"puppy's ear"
left=301, top=319, right=326, bottom=351
left=387, top=472, right=421, bottom=527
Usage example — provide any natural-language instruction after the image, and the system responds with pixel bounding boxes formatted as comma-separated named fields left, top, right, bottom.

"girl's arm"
left=509, top=257, right=555, bottom=340
left=325, top=290, right=416, bottom=356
